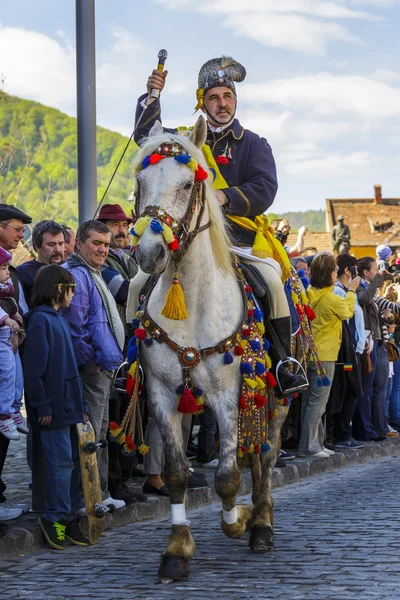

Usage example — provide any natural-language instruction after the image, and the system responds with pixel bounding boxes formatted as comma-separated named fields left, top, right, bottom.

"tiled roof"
left=326, top=193, right=400, bottom=247
left=286, top=231, right=332, bottom=252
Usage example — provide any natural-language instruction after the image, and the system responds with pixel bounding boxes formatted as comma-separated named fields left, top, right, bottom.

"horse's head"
left=132, top=117, right=209, bottom=275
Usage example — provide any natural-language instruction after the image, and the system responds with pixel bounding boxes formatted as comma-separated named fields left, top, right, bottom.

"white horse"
left=131, top=117, right=288, bottom=582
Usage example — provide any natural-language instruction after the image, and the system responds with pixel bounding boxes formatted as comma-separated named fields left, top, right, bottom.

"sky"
left=1, top=0, right=400, bottom=213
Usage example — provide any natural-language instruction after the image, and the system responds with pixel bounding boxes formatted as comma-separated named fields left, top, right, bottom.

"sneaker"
left=0, top=502, right=23, bottom=521
left=39, top=517, right=66, bottom=550
left=298, top=451, right=330, bottom=459
left=322, top=447, right=335, bottom=456
left=103, top=497, right=126, bottom=510
left=386, top=426, right=399, bottom=437
left=0, top=418, right=20, bottom=441
left=65, top=518, right=90, bottom=546
left=10, top=412, right=29, bottom=434
left=2, top=498, right=29, bottom=514
left=335, top=439, right=364, bottom=449
left=199, top=458, right=219, bottom=469
left=279, top=449, right=295, bottom=460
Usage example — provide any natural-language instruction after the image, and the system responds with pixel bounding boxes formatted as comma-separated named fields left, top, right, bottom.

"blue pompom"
left=176, top=384, right=185, bottom=395
left=317, top=377, right=323, bottom=387
left=144, top=338, right=153, bottom=347
left=254, top=308, right=263, bottom=322
left=141, top=155, right=151, bottom=169
left=131, top=318, right=140, bottom=329
left=193, top=387, right=204, bottom=397
left=297, top=269, right=305, bottom=278
left=263, top=339, right=270, bottom=351
left=323, top=376, right=332, bottom=387
left=127, top=336, right=137, bottom=349
left=250, top=340, right=261, bottom=352
left=130, top=227, right=136, bottom=235
left=174, top=154, right=191, bottom=165
left=240, top=361, right=253, bottom=375
left=301, top=276, right=310, bottom=290
left=127, top=345, right=138, bottom=365
left=150, top=218, right=164, bottom=234
left=256, top=361, right=266, bottom=376
left=224, top=351, right=234, bottom=365
left=261, top=443, right=271, bottom=454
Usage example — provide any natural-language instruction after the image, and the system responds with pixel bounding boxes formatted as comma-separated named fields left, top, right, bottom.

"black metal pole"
left=76, top=0, right=98, bottom=224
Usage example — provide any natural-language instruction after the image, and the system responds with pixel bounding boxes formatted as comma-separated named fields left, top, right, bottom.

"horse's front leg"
left=249, top=404, right=288, bottom=551
left=149, top=388, right=195, bottom=583
left=213, top=395, right=253, bottom=539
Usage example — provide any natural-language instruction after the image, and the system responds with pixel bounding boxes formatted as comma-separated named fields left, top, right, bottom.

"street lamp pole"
left=76, top=0, right=98, bottom=223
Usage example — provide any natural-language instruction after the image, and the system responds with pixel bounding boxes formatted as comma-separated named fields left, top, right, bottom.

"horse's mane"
left=133, top=132, right=234, bottom=274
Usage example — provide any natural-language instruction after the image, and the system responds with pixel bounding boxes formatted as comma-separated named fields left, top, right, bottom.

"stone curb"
left=1, top=437, right=399, bottom=558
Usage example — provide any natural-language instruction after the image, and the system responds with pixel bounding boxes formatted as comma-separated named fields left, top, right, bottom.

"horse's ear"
left=149, top=120, right=163, bottom=137
left=188, top=116, right=207, bottom=149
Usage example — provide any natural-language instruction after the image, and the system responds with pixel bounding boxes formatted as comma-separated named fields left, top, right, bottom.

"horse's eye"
left=184, top=181, right=194, bottom=190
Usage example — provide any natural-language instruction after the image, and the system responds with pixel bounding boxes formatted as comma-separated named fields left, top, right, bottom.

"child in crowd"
left=23, top=264, right=89, bottom=550
left=0, top=247, right=28, bottom=441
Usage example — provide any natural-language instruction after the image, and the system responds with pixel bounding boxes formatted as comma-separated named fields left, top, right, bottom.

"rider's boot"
left=267, top=316, right=309, bottom=398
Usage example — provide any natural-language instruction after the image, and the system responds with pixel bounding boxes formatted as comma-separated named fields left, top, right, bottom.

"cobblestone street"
left=1, top=455, right=400, bottom=600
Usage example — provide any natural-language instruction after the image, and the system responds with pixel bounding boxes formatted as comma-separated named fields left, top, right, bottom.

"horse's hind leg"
left=249, top=405, right=288, bottom=551
left=213, top=400, right=252, bottom=539
left=151, top=402, right=195, bottom=582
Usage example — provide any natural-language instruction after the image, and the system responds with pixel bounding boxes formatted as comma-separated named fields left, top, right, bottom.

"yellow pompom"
left=128, top=361, right=138, bottom=378
left=256, top=322, right=265, bottom=336
left=161, top=272, right=188, bottom=320
left=132, top=216, right=150, bottom=238
left=244, top=378, right=258, bottom=390
left=237, top=448, right=244, bottom=458
left=300, top=291, right=309, bottom=306
left=240, top=339, right=248, bottom=349
left=187, top=158, right=198, bottom=173
left=138, top=444, right=150, bottom=455
left=117, top=432, right=126, bottom=445
left=162, top=224, right=174, bottom=244
left=248, top=444, right=255, bottom=454
left=255, top=376, right=266, bottom=390
left=131, top=234, right=140, bottom=247
left=196, top=396, right=204, bottom=406
left=291, top=292, right=299, bottom=305
left=264, top=354, right=272, bottom=369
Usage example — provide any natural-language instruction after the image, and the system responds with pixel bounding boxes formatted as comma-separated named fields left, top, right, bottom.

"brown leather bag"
left=385, top=340, right=399, bottom=363
left=361, top=351, right=373, bottom=376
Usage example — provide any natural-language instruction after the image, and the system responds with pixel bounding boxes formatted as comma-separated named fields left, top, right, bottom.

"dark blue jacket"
left=134, top=94, right=278, bottom=247
left=16, top=259, right=44, bottom=306
left=22, top=305, right=87, bottom=430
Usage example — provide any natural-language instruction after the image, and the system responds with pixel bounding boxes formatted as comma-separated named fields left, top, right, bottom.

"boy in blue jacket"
left=23, top=264, right=89, bottom=550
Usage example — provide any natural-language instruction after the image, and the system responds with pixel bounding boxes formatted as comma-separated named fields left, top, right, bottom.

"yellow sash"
left=201, top=144, right=291, bottom=282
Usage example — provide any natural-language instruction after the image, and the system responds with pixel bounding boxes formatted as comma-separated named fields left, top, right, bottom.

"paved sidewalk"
left=1, top=455, right=400, bottom=599
left=1, top=433, right=400, bottom=558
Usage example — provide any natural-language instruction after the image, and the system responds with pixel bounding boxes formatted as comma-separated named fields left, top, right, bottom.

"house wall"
left=350, top=246, right=375, bottom=259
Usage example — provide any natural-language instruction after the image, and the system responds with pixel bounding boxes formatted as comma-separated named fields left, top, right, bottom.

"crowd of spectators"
left=1, top=205, right=400, bottom=549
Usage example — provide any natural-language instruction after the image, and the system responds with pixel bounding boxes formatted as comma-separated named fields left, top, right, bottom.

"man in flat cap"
left=132, top=56, right=307, bottom=397
left=332, top=215, right=351, bottom=254
left=0, top=203, right=32, bottom=522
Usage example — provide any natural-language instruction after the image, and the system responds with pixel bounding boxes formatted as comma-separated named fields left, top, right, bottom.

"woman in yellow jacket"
left=298, top=252, right=359, bottom=458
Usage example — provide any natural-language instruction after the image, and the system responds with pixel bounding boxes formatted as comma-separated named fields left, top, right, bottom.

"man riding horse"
left=129, top=55, right=307, bottom=397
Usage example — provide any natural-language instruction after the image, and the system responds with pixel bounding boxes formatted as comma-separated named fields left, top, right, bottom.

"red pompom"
left=254, top=393, right=267, bottom=408
left=177, top=388, right=199, bottom=414
left=240, top=445, right=248, bottom=454
left=245, top=285, right=253, bottom=293
left=125, top=434, right=137, bottom=451
left=234, top=345, right=244, bottom=356
left=125, top=375, right=135, bottom=396
left=168, top=236, right=180, bottom=251
left=254, top=445, right=261, bottom=454
left=195, top=165, right=208, bottom=181
left=242, top=328, right=251, bottom=338
left=134, top=328, right=147, bottom=340
left=239, top=395, right=248, bottom=410
left=109, top=422, right=120, bottom=431
left=304, top=305, right=316, bottom=321
left=216, top=156, right=229, bottom=165
left=248, top=309, right=255, bottom=317
left=266, top=372, right=277, bottom=388
left=296, top=304, right=303, bottom=318
left=283, top=398, right=290, bottom=406
left=293, top=392, right=299, bottom=399
left=149, top=154, right=166, bottom=165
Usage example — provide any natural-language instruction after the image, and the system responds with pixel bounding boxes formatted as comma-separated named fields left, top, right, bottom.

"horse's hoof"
left=158, top=555, right=190, bottom=582
left=249, top=524, right=274, bottom=552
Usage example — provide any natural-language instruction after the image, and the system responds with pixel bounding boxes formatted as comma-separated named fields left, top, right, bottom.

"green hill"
left=0, top=91, right=138, bottom=227
left=0, top=92, right=327, bottom=232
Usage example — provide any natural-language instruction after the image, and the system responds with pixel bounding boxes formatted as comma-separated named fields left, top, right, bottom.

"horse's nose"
left=136, top=243, right=166, bottom=273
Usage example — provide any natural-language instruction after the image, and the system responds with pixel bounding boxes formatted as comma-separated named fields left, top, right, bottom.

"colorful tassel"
left=255, top=376, right=266, bottom=390
left=263, top=339, right=270, bottom=351
left=254, top=393, right=267, bottom=408
left=234, top=345, right=244, bottom=356
left=240, top=361, right=253, bottom=375
left=134, top=328, right=147, bottom=341
left=150, top=218, right=164, bottom=234
left=127, top=345, right=138, bottom=365
left=256, top=322, right=265, bottom=336
left=162, top=223, right=174, bottom=244
left=177, top=388, right=199, bottom=414
left=261, top=443, right=271, bottom=454
left=255, top=360, right=266, bottom=376
left=161, top=272, right=188, bottom=320
left=138, top=444, right=150, bottom=455
left=317, top=377, right=323, bottom=387
left=224, top=351, right=234, bottom=365
left=250, top=340, right=261, bottom=352
left=323, top=376, right=332, bottom=386
left=244, top=378, right=258, bottom=390
left=168, top=236, right=180, bottom=251
left=239, top=395, right=248, bottom=410
left=266, top=372, right=277, bottom=388
left=195, top=164, right=208, bottom=181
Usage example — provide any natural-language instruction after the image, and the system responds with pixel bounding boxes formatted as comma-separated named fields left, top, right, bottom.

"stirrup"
left=276, top=358, right=309, bottom=395
left=111, top=361, right=129, bottom=393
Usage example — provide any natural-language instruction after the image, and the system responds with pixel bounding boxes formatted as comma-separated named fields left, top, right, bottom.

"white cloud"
left=0, top=26, right=76, bottom=112
left=153, top=0, right=381, bottom=53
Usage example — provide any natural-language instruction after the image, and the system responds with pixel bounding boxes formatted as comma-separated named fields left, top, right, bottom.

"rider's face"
left=202, top=87, right=237, bottom=127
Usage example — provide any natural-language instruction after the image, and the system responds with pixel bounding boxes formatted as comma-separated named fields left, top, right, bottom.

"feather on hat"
left=195, top=56, right=246, bottom=111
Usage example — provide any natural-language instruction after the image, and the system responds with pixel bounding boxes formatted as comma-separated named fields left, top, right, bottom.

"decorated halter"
left=131, top=142, right=209, bottom=320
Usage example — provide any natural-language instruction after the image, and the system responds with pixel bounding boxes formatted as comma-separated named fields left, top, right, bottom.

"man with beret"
left=0, top=203, right=32, bottom=522
left=131, top=56, right=307, bottom=396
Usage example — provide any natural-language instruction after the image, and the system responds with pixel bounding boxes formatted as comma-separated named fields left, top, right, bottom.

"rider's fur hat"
left=194, top=56, right=246, bottom=111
